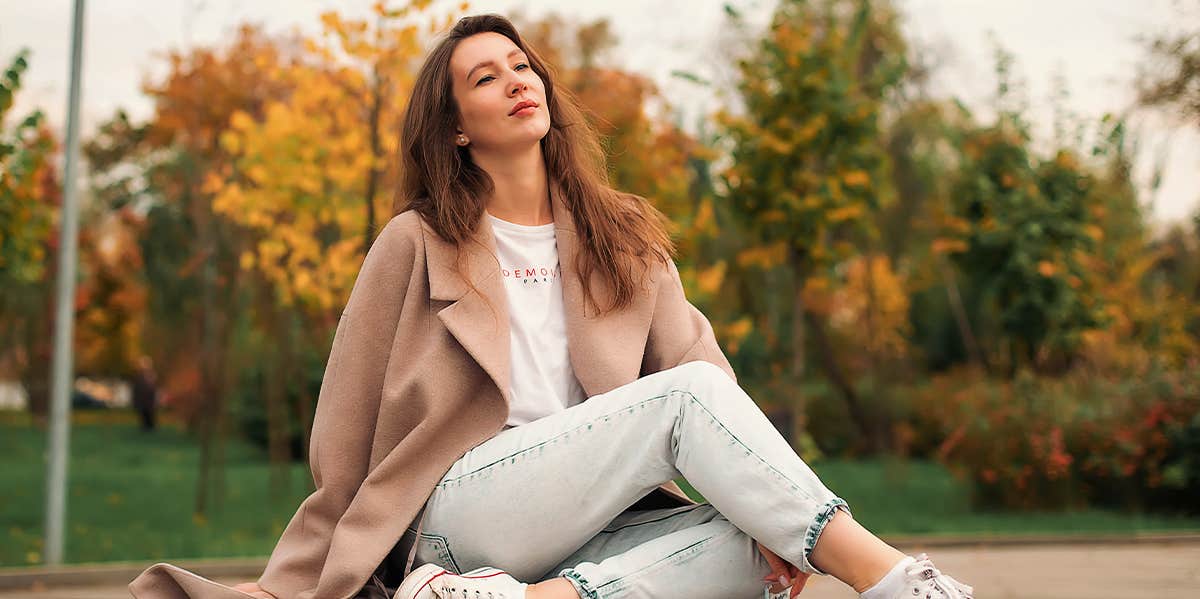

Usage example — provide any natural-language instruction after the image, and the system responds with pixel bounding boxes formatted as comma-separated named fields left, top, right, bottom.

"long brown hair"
left=395, top=13, right=675, bottom=316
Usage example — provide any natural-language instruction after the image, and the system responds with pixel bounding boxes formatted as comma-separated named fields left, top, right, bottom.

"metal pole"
left=44, top=0, right=86, bottom=566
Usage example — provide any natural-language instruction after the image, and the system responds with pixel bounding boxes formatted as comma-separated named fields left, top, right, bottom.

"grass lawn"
left=1, top=412, right=311, bottom=568
left=808, top=459, right=1200, bottom=538
left=3, top=413, right=1199, bottom=567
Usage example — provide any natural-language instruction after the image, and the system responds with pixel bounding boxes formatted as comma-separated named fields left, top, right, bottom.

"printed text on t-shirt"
left=500, top=263, right=560, bottom=285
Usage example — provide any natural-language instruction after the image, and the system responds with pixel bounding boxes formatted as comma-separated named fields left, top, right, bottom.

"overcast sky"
left=2, top=0, right=1196, bottom=226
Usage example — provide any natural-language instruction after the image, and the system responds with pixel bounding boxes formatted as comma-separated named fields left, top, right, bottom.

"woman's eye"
left=475, top=64, right=530, bottom=86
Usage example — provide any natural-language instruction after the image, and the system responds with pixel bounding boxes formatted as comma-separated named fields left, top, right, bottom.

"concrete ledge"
left=886, top=531, right=1200, bottom=549
left=2, top=532, right=1199, bottom=591
left=0, top=557, right=265, bottom=591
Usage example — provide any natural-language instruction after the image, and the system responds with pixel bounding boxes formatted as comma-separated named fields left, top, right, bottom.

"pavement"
left=2, top=537, right=1198, bottom=598
left=800, top=541, right=1200, bottom=598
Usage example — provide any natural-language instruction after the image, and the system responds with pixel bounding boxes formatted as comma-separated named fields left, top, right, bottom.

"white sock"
left=859, top=556, right=916, bottom=599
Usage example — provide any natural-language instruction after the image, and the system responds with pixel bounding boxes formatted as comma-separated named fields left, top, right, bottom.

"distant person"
left=130, top=355, right=157, bottom=432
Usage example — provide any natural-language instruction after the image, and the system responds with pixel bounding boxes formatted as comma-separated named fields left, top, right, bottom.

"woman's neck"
left=473, top=144, right=552, bottom=226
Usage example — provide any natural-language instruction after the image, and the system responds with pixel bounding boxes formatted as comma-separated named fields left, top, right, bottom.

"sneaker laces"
left=434, top=585, right=504, bottom=599
left=903, top=553, right=974, bottom=598
left=435, top=581, right=510, bottom=599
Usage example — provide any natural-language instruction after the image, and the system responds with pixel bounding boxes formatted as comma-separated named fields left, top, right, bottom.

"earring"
left=457, top=134, right=468, bottom=146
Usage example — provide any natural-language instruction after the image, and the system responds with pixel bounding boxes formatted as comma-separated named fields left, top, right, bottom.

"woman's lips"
left=511, top=105, right=536, bottom=117
left=509, top=99, right=538, bottom=116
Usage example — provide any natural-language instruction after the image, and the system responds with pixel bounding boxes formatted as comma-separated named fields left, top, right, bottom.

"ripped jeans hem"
left=799, top=498, right=850, bottom=575
left=558, top=568, right=601, bottom=599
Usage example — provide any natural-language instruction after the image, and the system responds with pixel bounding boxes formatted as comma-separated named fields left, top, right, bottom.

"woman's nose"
left=509, top=80, right=528, bottom=96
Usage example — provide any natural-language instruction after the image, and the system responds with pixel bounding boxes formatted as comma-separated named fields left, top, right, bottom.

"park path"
left=1, top=541, right=1197, bottom=598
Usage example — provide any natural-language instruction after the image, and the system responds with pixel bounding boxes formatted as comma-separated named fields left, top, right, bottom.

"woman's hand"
left=231, top=581, right=278, bottom=599
left=757, top=541, right=811, bottom=598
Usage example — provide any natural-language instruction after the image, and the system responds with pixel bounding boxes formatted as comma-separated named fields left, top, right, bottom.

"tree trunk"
left=194, top=222, right=218, bottom=516
left=789, top=262, right=808, bottom=445
left=264, top=302, right=292, bottom=499
left=21, top=239, right=57, bottom=423
left=804, top=308, right=883, bottom=453
left=860, top=254, right=892, bottom=452
left=936, top=253, right=988, bottom=373
left=193, top=177, right=236, bottom=516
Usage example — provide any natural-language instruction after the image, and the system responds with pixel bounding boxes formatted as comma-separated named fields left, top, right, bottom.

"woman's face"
left=449, top=32, right=550, bottom=153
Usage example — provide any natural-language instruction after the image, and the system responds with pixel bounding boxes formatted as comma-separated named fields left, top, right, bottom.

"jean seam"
left=411, top=530, right=461, bottom=574
left=674, top=389, right=820, bottom=505
left=672, top=388, right=853, bottom=575
left=598, top=504, right=708, bottom=534
left=596, top=521, right=740, bottom=594
left=799, top=499, right=850, bottom=575
left=438, top=392, right=678, bottom=485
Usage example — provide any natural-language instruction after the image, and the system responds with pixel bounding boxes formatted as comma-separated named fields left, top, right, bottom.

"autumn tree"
left=715, top=0, right=907, bottom=451
left=0, top=50, right=60, bottom=420
left=1075, top=118, right=1200, bottom=374
left=932, top=44, right=1110, bottom=375
left=1132, top=1, right=1200, bottom=366
left=84, top=25, right=298, bottom=514
left=1136, top=4, right=1200, bottom=127
left=208, top=2, right=457, bottom=493
left=72, top=208, right=147, bottom=377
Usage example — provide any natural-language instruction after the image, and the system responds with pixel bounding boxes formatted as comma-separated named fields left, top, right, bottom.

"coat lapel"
left=424, top=207, right=513, bottom=407
left=423, top=179, right=650, bottom=411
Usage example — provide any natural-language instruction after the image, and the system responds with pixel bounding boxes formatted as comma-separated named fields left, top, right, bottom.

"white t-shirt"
left=487, top=212, right=588, bottom=426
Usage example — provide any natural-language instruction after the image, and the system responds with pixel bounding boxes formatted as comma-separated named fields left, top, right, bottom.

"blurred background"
left=1, top=0, right=1198, bottom=587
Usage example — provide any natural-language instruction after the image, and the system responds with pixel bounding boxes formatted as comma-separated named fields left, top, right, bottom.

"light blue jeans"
left=400, top=360, right=849, bottom=599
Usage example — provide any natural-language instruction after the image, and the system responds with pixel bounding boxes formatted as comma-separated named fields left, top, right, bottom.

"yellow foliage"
left=219, top=129, right=241, bottom=154
left=204, top=3, right=448, bottom=315
left=736, top=241, right=789, bottom=269
left=246, top=164, right=270, bottom=185
left=840, top=169, right=870, bottom=188
left=931, top=237, right=968, bottom=254
left=229, top=110, right=255, bottom=131
left=1054, top=150, right=1078, bottom=170
left=796, top=114, right=827, bottom=143
left=826, top=203, right=863, bottom=223
left=826, top=177, right=844, bottom=202
left=696, top=261, right=727, bottom=295
left=721, top=316, right=755, bottom=354
left=940, top=215, right=971, bottom=234
left=761, top=131, right=793, bottom=154
left=762, top=209, right=788, bottom=223
left=693, top=198, right=716, bottom=235
left=826, top=255, right=911, bottom=357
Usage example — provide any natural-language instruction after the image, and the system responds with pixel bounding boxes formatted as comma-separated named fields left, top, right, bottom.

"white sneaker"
left=394, top=563, right=446, bottom=599
left=897, top=553, right=974, bottom=598
left=395, top=563, right=529, bottom=599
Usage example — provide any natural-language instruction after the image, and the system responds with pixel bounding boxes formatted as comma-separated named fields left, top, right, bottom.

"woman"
left=131, top=13, right=972, bottom=599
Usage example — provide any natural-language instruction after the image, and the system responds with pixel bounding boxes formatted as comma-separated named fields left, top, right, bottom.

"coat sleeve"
left=640, top=257, right=737, bottom=383
left=256, top=213, right=421, bottom=599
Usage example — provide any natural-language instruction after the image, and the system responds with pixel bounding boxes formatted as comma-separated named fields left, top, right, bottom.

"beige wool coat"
left=128, top=181, right=737, bottom=599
